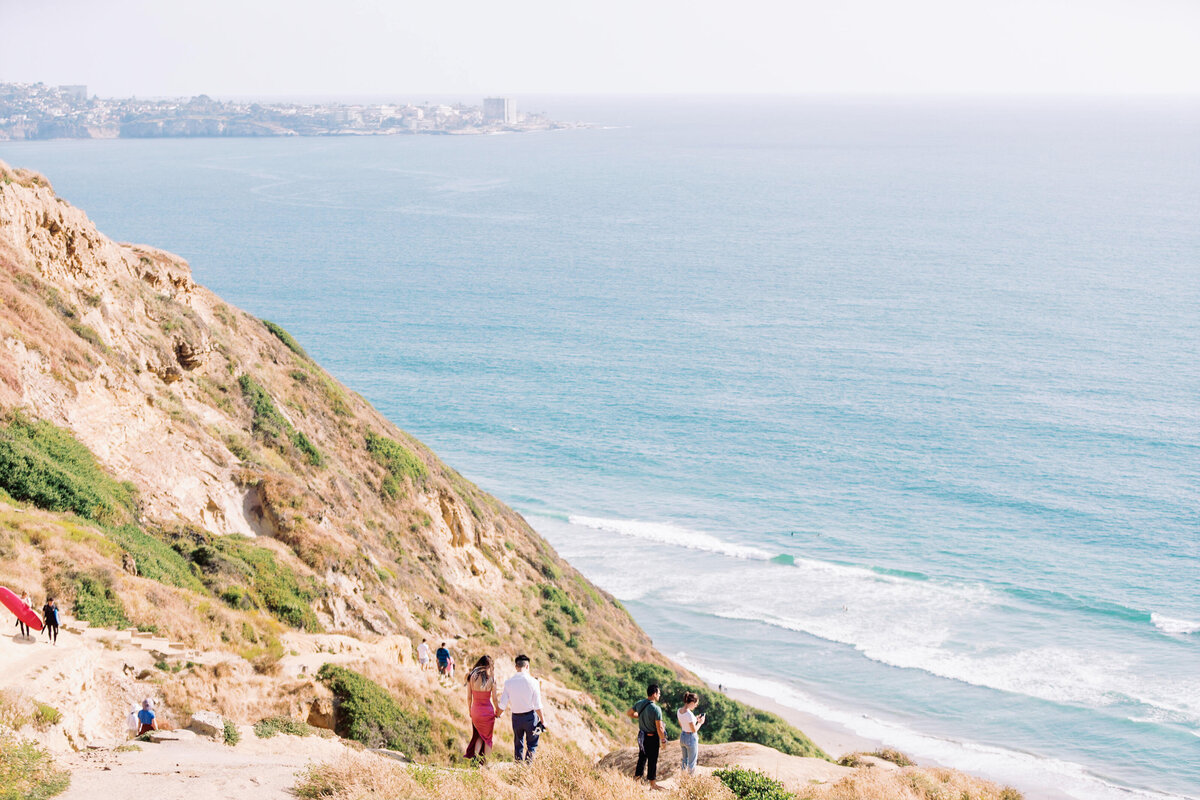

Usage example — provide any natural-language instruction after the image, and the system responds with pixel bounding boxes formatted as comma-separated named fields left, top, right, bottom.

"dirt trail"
left=57, top=730, right=352, bottom=800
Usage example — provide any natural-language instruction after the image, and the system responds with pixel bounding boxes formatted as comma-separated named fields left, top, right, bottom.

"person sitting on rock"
left=137, top=698, right=159, bottom=735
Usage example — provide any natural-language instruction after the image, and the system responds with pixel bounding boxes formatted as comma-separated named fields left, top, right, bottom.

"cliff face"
left=0, top=157, right=658, bottom=663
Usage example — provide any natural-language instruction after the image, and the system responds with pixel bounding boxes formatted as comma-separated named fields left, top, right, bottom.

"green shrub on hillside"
left=365, top=432, right=427, bottom=499
left=540, top=584, right=584, bottom=623
left=317, top=664, right=432, bottom=756
left=254, top=715, right=315, bottom=738
left=713, top=767, right=794, bottom=800
left=0, top=412, right=134, bottom=527
left=106, top=524, right=206, bottom=594
left=238, top=375, right=323, bottom=466
left=568, top=657, right=826, bottom=760
left=172, top=527, right=321, bottom=632
left=0, top=731, right=70, bottom=800
left=261, top=319, right=310, bottom=360
left=71, top=572, right=130, bottom=628
left=289, top=366, right=352, bottom=417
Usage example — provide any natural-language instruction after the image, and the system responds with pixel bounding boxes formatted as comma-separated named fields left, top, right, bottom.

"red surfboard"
left=0, top=586, right=43, bottom=631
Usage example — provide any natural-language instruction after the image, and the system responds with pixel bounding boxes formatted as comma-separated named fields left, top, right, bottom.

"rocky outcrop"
left=187, top=710, right=227, bottom=738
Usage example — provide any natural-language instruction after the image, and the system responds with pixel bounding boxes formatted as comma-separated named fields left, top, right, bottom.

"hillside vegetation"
left=0, top=158, right=819, bottom=761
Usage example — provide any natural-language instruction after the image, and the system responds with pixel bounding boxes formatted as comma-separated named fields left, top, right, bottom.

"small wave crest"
left=566, top=515, right=776, bottom=560
left=1152, top=613, right=1200, bottom=636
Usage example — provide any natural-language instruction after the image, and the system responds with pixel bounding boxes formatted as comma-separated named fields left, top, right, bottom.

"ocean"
left=3, top=96, right=1197, bottom=799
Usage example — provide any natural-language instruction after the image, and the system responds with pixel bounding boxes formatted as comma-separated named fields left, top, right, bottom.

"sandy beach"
left=719, top=686, right=881, bottom=759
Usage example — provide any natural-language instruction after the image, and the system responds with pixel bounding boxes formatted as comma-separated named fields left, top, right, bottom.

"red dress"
left=465, top=688, right=496, bottom=758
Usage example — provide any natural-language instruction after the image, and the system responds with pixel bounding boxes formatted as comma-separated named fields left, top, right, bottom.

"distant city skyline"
left=1, top=0, right=1198, bottom=96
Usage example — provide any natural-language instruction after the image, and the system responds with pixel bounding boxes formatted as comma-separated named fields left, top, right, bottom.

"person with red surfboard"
left=0, top=585, right=43, bottom=639
left=18, top=591, right=34, bottom=638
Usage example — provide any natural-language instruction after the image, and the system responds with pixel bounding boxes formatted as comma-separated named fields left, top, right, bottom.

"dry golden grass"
left=292, top=738, right=1025, bottom=800
left=295, top=743, right=734, bottom=800
left=0, top=245, right=98, bottom=385
left=807, top=765, right=1023, bottom=800
left=157, top=660, right=323, bottom=727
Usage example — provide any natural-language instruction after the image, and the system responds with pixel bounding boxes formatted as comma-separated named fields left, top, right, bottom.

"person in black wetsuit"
left=42, top=598, right=59, bottom=645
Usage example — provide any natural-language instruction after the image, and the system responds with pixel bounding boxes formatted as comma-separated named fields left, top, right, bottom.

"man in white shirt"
left=497, top=654, right=545, bottom=762
left=417, top=640, right=431, bottom=671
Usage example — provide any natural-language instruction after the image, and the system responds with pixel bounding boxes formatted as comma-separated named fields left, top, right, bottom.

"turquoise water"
left=4, top=97, right=1198, bottom=799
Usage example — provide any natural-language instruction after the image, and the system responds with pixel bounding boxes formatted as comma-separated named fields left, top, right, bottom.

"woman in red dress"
left=464, top=655, right=502, bottom=762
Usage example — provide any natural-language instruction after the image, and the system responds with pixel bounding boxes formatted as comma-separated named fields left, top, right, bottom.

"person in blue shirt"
left=436, top=642, right=451, bottom=679
left=137, top=699, right=158, bottom=735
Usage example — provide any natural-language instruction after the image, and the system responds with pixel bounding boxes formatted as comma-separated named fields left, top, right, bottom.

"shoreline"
left=712, top=684, right=1079, bottom=800
left=720, top=685, right=881, bottom=759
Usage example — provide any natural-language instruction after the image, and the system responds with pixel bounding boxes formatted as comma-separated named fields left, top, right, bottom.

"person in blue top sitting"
left=137, top=698, right=158, bottom=735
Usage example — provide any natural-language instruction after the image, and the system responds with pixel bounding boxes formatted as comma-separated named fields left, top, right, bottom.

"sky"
left=1, top=0, right=1199, bottom=97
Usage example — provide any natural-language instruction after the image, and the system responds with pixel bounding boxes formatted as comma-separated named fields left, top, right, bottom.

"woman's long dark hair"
left=468, top=655, right=494, bottom=689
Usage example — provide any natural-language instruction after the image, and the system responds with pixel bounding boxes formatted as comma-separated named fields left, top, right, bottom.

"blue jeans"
left=680, top=731, right=698, bottom=774
left=512, top=711, right=540, bottom=762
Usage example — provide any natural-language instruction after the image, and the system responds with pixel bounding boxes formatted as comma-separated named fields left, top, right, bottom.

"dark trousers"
left=635, top=731, right=660, bottom=781
left=512, top=711, right=540, bottom=762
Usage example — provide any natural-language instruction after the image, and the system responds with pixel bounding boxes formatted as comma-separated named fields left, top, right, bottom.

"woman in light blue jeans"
left=676, top=691, right=706, bottom=774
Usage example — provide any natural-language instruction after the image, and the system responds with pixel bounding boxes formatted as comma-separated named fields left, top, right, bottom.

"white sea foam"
left=567, top=515, right=776, bottom=560
left=709, top=604, right=1200, bottom=725
left=679, top=660, right=1196, bottom=800
left=1151, top=613, right=1200, bottom=636
left=551, top=513, right=1200, bottom=735
left=657, top=556, right=1200, bottom=725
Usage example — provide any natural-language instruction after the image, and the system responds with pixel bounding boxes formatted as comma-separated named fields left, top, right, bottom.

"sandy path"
left=58, top=731, right=353, bottom=800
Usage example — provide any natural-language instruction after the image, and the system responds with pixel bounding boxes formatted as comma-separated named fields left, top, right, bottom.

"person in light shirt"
left=417, top=639, right=431, bottom=671
left=676, top=691, right=706, bottom=774
left=497, top=654, right=545, bottom=762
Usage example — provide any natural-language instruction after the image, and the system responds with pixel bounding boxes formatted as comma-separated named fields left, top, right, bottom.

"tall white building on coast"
left=483, top=97, right=516, bottom=124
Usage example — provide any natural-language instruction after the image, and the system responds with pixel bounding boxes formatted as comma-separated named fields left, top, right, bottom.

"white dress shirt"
left=498, top=671, right=543, bottom=714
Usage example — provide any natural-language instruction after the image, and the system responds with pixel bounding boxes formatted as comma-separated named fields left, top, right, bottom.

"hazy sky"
left=2, top=0, right=1198, bottom=97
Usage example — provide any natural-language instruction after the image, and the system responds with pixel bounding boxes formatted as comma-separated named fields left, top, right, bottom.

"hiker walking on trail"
left=498, top=654, right=545, bottom=762
left=628, top=683, right=666, bottom=791
left=417, top=639, right=431, bottom=671
left=42, top=598, right=59, bottom=645
left=436, top=642, right=457, bottom=683
left=464, top=655, right=502, bottom=762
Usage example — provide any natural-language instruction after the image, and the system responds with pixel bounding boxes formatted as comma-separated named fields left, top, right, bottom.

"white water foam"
left=709, top=605, right=1200, bottom=726
left=678, top=659, right=1197, bottom=800
left=1152, top=613, right=1200, bottom=636
left=567, top=515, right=776, bottom=560
left=552, top=513, right=1200, bottom=732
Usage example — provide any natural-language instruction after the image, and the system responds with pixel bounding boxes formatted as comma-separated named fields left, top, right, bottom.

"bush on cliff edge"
left=317, top=664, right=433, bottom=756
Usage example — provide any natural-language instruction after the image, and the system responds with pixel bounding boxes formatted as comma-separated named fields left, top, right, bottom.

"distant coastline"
left=0, top=82, right=577, bottom=140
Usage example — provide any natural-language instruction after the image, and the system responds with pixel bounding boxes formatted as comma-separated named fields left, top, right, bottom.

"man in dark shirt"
left=435, top=642, right=450, bottom=677
left=42, top=598, right=59, bottom=645
left=627, top=682, right=666, bottom=791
